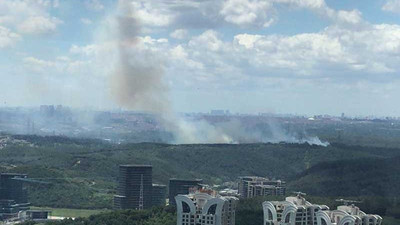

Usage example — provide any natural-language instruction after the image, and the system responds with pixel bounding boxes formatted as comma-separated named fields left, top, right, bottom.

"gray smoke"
left=110, top=0, right=168, bottom=114
left=109, top=0, right=328, bottom=146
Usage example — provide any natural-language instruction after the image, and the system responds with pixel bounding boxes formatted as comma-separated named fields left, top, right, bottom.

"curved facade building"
left=175, top=189, right=238, bottom=225
left=263, top=195, right=383, bottom=225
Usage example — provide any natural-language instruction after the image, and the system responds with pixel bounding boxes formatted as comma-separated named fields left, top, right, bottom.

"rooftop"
left=119, top=164, right=152, bottom=168
left=169, top=178, right=203, bottom=182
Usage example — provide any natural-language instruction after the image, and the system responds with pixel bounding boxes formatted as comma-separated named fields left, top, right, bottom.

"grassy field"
left=31, top=206, right=110, bottom=218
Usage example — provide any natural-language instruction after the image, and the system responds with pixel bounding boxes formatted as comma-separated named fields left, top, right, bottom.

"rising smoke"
left=109, top=0, right=328, bottom=146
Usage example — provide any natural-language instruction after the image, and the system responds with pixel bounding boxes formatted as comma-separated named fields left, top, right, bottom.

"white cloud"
left=131, top=1, right=174, bottom=27
left=85, top=0, right=104, bottom=11
left=70, top=44, right=101, bottom=56
left=234, top=33, right=262, bottom=49
left=0, top=0, right=63, bottom=35
left=189, top=30, right=224, bottom=52
left=17, top=16, right=62, bottom=35
left=382, top=0, right=400, bottom=13
left=220, top=0, right=275, bottom=27
left=0, top=26, right=21, bottom=48
left=274, top=0, right=363, bottom=25
left=23, top=56, right=91, bottom=74
left=335, top=10, right=363, bottom=25
left=170, top=29, right=188, bottom=40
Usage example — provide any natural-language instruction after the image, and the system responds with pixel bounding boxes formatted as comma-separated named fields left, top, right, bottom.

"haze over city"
left=1, top=0, right=400, bottom=116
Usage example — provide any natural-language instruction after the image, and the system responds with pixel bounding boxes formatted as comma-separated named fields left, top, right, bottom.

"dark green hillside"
left=288, top=157, right=400, bottom=197
left=1, top=135, right=400, bottom=208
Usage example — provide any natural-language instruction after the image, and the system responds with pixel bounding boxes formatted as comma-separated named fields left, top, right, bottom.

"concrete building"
left=152, top=184, right=167, bottom=206
left=175, top=188, right=238, bottom=225
left=315, top=202, right=383, bottom=225
left=238, top=176, right=285, bottom=198
left=169, top=178, right=203, bottom=207
left=114, top=165, right=153, bottom=210
left=263, top=194, right=383, bottom=225
left=0, top=173, right=30, bottom=220
left=0, top=173, right=29, bottom=204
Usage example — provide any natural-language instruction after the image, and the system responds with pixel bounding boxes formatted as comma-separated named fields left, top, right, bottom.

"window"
left=285, top=214, right=291, bottom=223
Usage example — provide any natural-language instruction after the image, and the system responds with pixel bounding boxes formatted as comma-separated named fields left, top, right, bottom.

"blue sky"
left=1, top=0, right=400, bottom=116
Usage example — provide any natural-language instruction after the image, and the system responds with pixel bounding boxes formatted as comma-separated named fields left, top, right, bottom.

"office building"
left=175, top=188, right=238, bottom=225
left=263, top=194, right=383, bottom=225
left=114, top=165, right=153, bottom=210
left=152, top=184, right=167, bottom=206
left=168, top=178, right=202, bottom=207
left=0, top=173, right=29, bottom=204
left=238, top=176, right=285, bottom=198
left=0, top=173, right=30, bottom=220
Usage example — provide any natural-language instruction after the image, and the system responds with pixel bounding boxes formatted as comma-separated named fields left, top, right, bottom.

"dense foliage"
left=289, top=156, right=400, bottom=196
left=1, top=135, right=400, bottom=209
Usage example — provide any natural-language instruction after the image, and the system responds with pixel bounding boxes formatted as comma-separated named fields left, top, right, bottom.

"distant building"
left=39, top=105, right=55, bottom=117
left=263, top=194, right=383, bottom=225
left=168, top=178, right=202, bottom=207
left=114, top=165, right=153, bottom=210
left=24, top=210, right=51, bottom=221
left=152, top=184, right=167, bottom=206
left=219, top=188, right=239, bottom=197
left=238, top=176, right=285, bottom=198
left=175, top=188, right=238, bottom=225
left=210, top=110, right=230, bottom=116
left=0, top=173, right=30, bottom=220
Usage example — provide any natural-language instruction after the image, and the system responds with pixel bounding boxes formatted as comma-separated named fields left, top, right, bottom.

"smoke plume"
left=111, top=0, right=168, bottom=114
left=109, top=0, right=328, bottom=146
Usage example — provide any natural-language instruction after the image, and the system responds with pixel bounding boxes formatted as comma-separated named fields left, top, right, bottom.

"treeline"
left=2, top=135, right=400, bottom=209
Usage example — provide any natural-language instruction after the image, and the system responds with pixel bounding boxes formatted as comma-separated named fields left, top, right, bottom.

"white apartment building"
left=175, top=189, right=238, bottom=225
left=263, top=195, right=383, bottom=225
left=315, top=203, right=383, bottom=225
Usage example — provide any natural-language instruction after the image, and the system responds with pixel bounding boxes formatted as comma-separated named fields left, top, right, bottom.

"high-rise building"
left=0, top=173, right=30, bottom=220
left=175, top=188, right=238, bottom=225
left=152, top=184, right=167, bottom=206
left=168, top=178, right=202, bottom=207
left=0, top=173, right=29, bottom=204
left=238, top=176, right=285, bottom=199
left=114, top=165, right=153, bottom=210
left=263, top=194, right=383, bottom=225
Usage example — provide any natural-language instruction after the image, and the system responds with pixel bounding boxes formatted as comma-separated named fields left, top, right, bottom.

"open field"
left=30, top=207, right=110, bottom=218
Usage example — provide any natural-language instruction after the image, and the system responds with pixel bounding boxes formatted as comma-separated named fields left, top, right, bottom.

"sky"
left=1, top=0, right=400, bottom=116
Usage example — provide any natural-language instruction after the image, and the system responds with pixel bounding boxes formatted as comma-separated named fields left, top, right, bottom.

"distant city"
left=1, top=105, right=400, bottom=145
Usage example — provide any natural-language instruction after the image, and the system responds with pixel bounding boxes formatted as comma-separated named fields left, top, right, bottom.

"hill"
left=1, top=135, right=400, bottom=208
left=288, top=156, right=400, bottom=197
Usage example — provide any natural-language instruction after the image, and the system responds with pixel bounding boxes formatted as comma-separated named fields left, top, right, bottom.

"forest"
left=1, top=134, right=400, bottom=224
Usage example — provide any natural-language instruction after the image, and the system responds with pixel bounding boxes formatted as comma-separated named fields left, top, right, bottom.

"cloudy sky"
left=1, top=0, right=400, bottom=116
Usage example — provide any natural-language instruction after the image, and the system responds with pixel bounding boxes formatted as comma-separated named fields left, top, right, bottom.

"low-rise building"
left=169, top=178, right=203, bottom=207
left=152, top=184, right=167, bottom=206
left=238, top=176, right=285, bottom=198
left=175, top=188, right=238, bottom=225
